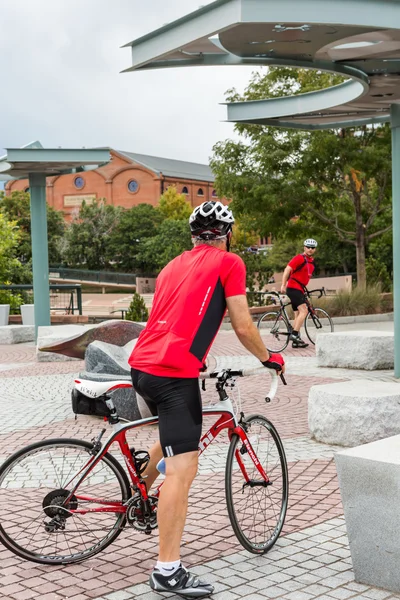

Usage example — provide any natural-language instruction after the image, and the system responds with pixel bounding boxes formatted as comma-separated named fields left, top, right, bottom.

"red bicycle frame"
left=64, top=407, right=269, bottom=516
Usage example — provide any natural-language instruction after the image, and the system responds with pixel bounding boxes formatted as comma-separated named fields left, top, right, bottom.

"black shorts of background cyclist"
left=131, top=368, right=202, bottom=457
left=286, top=287, right=306, bottom=312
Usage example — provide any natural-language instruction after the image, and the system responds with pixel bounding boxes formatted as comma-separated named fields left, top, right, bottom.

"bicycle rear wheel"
left=0, top=439, right=131, bottom=564
left=225, top=415, right=288, bottom=554
left=257, top=311, right=289, bottom=353
left=304, top=307, right=334, bottom=345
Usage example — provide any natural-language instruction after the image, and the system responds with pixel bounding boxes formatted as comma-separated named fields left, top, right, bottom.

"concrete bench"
left=309, top=380, right=400, bottom=446
left=335, top=435, right=400, bottom=593
left=316, top=331, right=394, bottom=370
left=0, top=325, right=35, bottom=344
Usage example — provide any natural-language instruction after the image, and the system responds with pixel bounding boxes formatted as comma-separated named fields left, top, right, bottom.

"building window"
left=197, top=188, right=204, bottom=196
left=74, top=176, right=85, bottom=190
left=182, top=186, right=189, bottom=195
left=212, top=189, right=217, bottom=197
left=128, top=179, right=139, bottom=193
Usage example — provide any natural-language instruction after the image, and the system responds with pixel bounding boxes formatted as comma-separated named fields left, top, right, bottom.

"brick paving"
left=0, top=331, right=397, bottom=600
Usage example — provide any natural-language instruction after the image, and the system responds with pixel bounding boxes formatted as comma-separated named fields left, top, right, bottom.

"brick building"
left=5, top=149, right=220, bottom=219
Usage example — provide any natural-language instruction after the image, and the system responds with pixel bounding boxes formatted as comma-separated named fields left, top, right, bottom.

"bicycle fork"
left=232, top=425, right=272, bottom=490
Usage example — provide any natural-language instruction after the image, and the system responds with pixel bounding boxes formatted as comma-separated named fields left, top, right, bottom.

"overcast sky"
left=0, top=0, right=258, bottom=166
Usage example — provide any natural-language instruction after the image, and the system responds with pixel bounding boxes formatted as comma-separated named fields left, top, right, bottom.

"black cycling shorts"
left=286, top=287, right=307, bottom=311
left=131, top=368, right=202, bottom=457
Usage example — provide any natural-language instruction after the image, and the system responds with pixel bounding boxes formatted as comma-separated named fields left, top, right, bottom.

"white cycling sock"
left=156, top=559, right=181, bottom=576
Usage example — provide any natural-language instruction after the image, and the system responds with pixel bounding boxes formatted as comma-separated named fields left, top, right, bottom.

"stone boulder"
left=316, top=331, right=394, bottom=370
left=309, top=380, right=400, bottom=446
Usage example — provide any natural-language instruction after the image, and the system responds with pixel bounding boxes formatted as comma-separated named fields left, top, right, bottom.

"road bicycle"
left=0, top=367, right=288, bottom=565
left=257, top=288, right=334, bottom=352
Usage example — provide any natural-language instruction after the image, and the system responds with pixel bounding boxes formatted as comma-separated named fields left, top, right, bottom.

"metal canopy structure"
left=0, top=142, right=110, bottom=335
left=123, top=0, right=400, bottom=375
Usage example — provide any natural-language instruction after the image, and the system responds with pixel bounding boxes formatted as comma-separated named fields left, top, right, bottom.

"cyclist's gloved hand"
left=261, top=353, right=285, bottom=373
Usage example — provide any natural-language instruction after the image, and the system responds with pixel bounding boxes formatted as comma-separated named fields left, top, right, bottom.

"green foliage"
left=107, top=204, right=163, bottom=271
left=158, top=186, right=192, bottom=220
left=125, top=292, right=149, bottom=322
left=365, top=257, right=392, bottom=292
left=211, top=67, right=393, bottom=288
left=61, top=200, right=121, bottom=270
left=0, top=290, right=24, bottom=314
left=0, top=190, right=65, bottom=264
left=324, top=285, right=382, bottom=317
left=135, top=220, right=193, bottom=273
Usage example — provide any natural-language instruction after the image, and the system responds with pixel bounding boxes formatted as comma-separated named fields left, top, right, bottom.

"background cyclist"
left=129, top=201, right=285, bottom=599
left=280, top=238, right=318, bottom=348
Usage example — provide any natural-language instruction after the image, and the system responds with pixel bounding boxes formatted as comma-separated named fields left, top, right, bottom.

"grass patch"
left=321, top=285, right=383, bottom=317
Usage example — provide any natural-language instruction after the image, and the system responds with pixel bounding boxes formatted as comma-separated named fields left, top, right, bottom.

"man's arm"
left=280, top=265, right=292, bottom=294
left=226, top=295, right=286, bottom=374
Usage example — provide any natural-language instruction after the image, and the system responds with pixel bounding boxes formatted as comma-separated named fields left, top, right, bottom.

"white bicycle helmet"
left=303, top=238, right=318, bottom=248
left=189, top=201, right=234, bottom=239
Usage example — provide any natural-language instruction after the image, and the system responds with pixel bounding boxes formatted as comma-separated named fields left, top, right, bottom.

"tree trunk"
left=355, top=218, right=367, bottom=289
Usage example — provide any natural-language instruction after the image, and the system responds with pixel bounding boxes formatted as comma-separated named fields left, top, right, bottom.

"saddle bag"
left=71, top=388, right=111, bottom=417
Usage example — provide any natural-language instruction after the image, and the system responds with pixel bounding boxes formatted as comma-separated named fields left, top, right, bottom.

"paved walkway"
left=0, top=332, right=398, bottom=600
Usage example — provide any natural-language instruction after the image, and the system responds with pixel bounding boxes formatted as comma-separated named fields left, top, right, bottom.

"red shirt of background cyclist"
left=280, top=238, right=317, bottom=349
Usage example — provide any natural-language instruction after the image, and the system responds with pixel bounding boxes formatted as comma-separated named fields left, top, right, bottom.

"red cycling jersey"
left=287, top=254, right=315, bottom=291
left=129, top=245, right=246, bottom=378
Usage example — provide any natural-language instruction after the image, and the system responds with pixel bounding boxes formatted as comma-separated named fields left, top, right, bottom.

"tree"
left=158, top=186, right=192, bottom=220
left=211, top=67, right=392, bottom=288
left=125, top=292, right=149, bottom=322
left=107, top=204, right=163, bottom=272
left=61, top=200, right=121, bottom=270
left=135, top=220, right=193, bottom=273
left=0, top=190, right=66, bottom=264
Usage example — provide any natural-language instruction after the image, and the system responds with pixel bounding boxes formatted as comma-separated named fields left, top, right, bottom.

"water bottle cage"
left=130, top=449, right=150, bottom=475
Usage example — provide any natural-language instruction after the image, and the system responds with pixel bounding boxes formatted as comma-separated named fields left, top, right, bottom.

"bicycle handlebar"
left=306, top=287, right=326, bottom=299
left=200, top=366, right=284, bottom=402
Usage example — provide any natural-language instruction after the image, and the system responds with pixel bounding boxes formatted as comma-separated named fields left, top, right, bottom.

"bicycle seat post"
left=104, top=396, right=120, bottom=424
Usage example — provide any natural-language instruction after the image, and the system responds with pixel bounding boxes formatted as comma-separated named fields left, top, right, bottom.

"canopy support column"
left=28, top=173, right=50, bottom=338
left=391, top=104, right=400, bottom=378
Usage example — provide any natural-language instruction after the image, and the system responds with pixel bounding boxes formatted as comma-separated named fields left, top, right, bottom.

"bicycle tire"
left=304, top=307, right=334, bottom=345
left=257, top=311, right=289, bottom=353
left=225, top=415, right=288, bottom=554
left=0, top=438, right=131, bottom=565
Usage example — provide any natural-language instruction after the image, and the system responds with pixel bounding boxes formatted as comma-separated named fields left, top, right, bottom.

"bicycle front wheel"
left=304, top=307, right=334, bottom=345
left=257, top=311, right=289, bottom=353
left=0, top=439, right=131, bottom=565
left=225, top=415, right=288, bottom=554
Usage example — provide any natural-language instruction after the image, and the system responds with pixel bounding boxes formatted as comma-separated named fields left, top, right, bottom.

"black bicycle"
left=257, top=289, right=333, bottom=352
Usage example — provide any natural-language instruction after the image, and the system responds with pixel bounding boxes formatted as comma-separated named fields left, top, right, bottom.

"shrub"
left=125, top=293, right=149, bottom=322
left=0, top=290, right=24, bottom=315
left=326, top=285, right=382, bottom=317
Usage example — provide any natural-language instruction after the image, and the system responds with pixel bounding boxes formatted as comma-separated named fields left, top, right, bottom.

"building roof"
left=118, top=150, right=215, bottom=183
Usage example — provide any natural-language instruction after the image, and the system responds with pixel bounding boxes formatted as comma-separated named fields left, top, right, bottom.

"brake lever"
left=280, top=373, right=287, bottom=385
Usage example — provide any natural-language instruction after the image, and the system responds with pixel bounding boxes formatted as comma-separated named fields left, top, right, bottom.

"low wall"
left=262, top=274, right=352, bottom=294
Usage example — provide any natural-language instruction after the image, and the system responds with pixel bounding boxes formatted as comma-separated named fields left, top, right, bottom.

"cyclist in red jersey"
left=280, top=238, right=317, bottom=348
left=129, top=201, right=285, bottom=598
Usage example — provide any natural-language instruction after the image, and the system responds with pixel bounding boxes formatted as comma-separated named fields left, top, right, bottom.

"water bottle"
left=156, top=458, right=166, bottom=475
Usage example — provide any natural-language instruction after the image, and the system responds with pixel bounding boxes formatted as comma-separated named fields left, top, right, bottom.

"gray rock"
left=85, top=340, right=132, bottom=375
left=316, top=330, right=394, bottom=370
left=309, top=380, right=400, bottom=446
left=335, top=435, right=400, bottom=592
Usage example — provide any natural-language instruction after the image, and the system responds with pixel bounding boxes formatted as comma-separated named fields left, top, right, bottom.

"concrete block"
left=335, top=435, right=400, bottom=592
left=309, top=380, right=400, bottom=446
left=0, top=325, right=35, bottom=344
left=316, top=331, right=394, bottom=370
